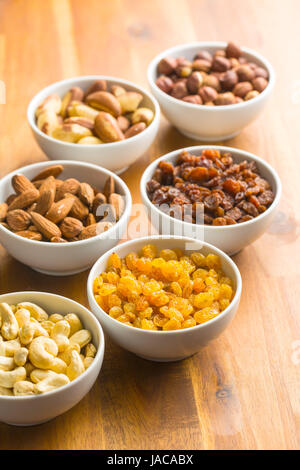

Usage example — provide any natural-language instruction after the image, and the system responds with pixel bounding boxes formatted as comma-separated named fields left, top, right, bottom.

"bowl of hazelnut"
left=27, top=76, right=160, bottom=174
left=147, top=41, right=275, bottom=141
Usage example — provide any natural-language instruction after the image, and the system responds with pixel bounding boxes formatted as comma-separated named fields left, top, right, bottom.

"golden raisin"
left=93, top=245, right=234, bottom=331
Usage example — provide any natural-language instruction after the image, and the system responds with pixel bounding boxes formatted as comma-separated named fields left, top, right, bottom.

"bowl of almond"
left=0, top=161, right=132, bottom=275
left=27, top=76, right=160, bottom=174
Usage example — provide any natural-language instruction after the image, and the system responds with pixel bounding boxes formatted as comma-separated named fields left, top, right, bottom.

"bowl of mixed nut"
left=140, top=146, right=281, bottom=255
left=87, top=236, right=241, bottom=362
left=27, top=76, right=160, bottom=173
left=0, top=161, right=132, bottom=275
left=147, top=41, right=275, bottom=141
left=0, top=291, right=104, bottom=426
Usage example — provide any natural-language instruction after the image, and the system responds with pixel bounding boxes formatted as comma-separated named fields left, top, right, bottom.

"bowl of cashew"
left=0, top=291, right=104, bottom=426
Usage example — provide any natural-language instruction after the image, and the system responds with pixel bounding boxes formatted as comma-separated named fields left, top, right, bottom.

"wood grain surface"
left=0, top=0, right=299, bottom=450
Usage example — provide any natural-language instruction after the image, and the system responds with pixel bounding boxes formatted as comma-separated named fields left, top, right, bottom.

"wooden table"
left=0, top=0, right=299, bottom=450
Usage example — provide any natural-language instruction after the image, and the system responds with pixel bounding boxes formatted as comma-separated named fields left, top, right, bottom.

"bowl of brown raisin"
left=147, top=41, right=275, bottom=141
left=141, top=146, right=281, bottom=255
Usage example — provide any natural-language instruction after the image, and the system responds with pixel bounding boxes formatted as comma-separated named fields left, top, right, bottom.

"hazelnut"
left=255, top=67, right=269, bottom=79
left=236, top=65, right=255, bottom=81
left=235, top=96, right=243, bottom=104
left=238, top=57, right=247, bottom=64
left=233, top=81, right=253, bottom=98
left=214, top=49, right=226, bottom=57
left=155, top=76, right=174, bottom=93
left=226, top=42, right=242, bottom=59
left=214, top=92, right=236, bottom=106
left=212, top=56, right=231, bottom=72
left=229, top=58, right=240, bottom=69
left=187, top=71, right=203, bottom=93
left=171, top=81, right=188, bottom=99
left=252, top=77, right=268, bottom=92
left=175, top=64, right=192, bottom=78
left=192, top=59, right=212, bottom=72
left=194, top=50, right=213, bottom=62
left=203, top=74, right=221, bottom=91
left=199, top=86, right=218, bottom=102
left=245, top=90, right=260, bottom=101
left=220, top=70, right=238, bottom=90
left=248, top=62, right=258, bottom=71
left=157, top=57, right=177, bottom=75
left=182, top=95, right=202, bottom=105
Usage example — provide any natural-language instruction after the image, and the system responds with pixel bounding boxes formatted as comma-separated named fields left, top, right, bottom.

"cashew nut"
left=66, top=350, right=85, bottom=381
left=30, top=369, right=56, bottom=383
left=34, top=373, right=70, bottom=394
left=19, top=320, right=48, bottom=345
left=13, top=380, right=36, bottom=396
left=0, top=385, right=13, bottom=395
left=28, top=336, right=67, bottom=373
left=0, top=356, right=15, bottom=371
left=69, top=329, right=92, bottom=348
left=50, top=320, right=70, bottom=352
left=0, top=303, right=19, bottom=340
left=0, top=366, right=26, bottom=388
left=83, top=356, right=94, bottom=369
left=17, top=302, right=48, bottom=322
left=58, top=343, right=80, bottom=365
left=24, top=361, right=35, bottom=377
left=40, top=320, right=55, bottom=335
left=49, top=313, right=64, bottom=323
left=85, top=343, right=96, bottom=358
left=14, top=308, right=31, bottom=328
left=0, top=338, right=21, bottom=357
left=14, top=347, right=28, bottom=366
left=64, top=313, right=82, bottom=336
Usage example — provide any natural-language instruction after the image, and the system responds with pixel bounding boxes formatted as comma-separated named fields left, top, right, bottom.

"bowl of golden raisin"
left=87, top=236, right=242, bottom=362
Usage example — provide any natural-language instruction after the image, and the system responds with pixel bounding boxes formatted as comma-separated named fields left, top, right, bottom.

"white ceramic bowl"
left=87, top=236, right=242, bottom=362
left=0, top=160, right=132, bottom=275
left=147, top=41, right=275, bottom=141
left=0, top=291, right=104, bottom=426
left=27, top=75, right=160, bottom=174
left=140, top=146, right=281, bottom=255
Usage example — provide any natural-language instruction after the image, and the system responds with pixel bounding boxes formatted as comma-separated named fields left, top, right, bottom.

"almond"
left=6, top=194, right=17, bottom=205
left=7, top=188, right=39, bottom=211
left=78, top=182, right=94, bottom=208
left=68, top=195, right=89, bottom=220
left=92, top=193, right=106, bottom=216
left=12, top=174, right=36, bottom=194
left=50, top=236, right=68, bottom=243
left=109, top=193, right=125, bottom=220
left=15, top=230, right=43, bottom=241
left=0, top=203, right=8, bottom=221
left=35, top=189, right=55, bottom=215
left=60, top=217, right=83, bottom=239
left=6, top=209, right=31, bottom=231
left=55, top=178, right=80, bottom=201
left=85, top=213, right=96, bottom=226
left=103, top=176, right=115, bottom=200
left=31, top=212, right=61, bottom=239
left=45, top=197, right=74, bottom=224
left=32, top=165, right=64, bottom=182
left=78, top=221, right=113, bottom=240
left=39, top=176, right=56, bottom=198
